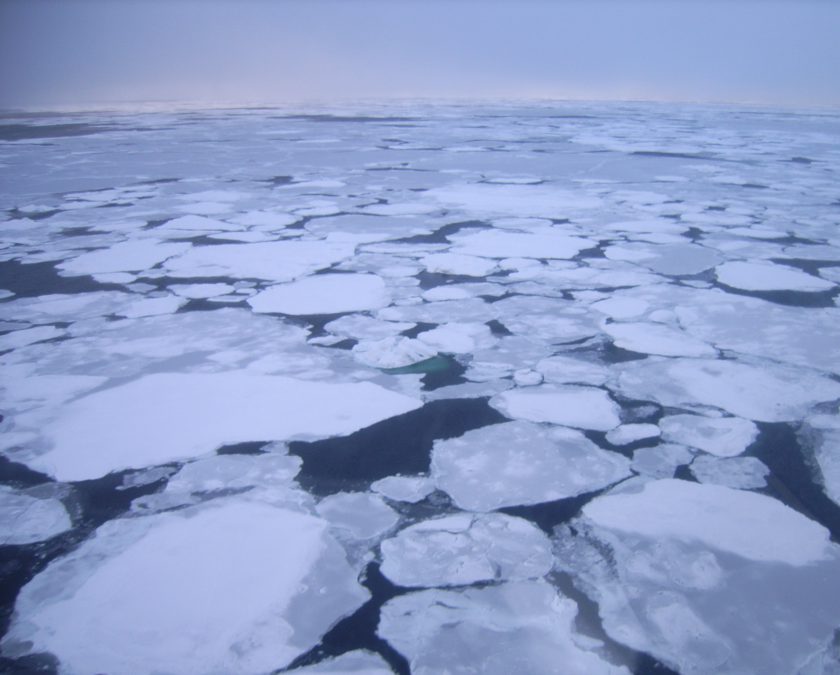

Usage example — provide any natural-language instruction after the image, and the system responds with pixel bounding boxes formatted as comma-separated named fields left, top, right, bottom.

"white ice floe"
left=416, top=322, right=494, bottom=354
left=249, top=274, right=389, bottom=315
left=316, top=492, right=399, bottom=540
left=57, top=240, right=190, bottom=275
left=371, top=475, right=434, bottom=503
left=379, top=513, right=552, bottom=587
left=448, top=228, right=590, bottom=259
left=689, top=455, right=769, bottom=489
left=27, top=372, right=421, bottom=481
left=164, top=240, right=355, bottom=282
left=590, top=297, right=650, bottom=320
left=715, top=261, right=834, bottom=292
left=631, top=444, right=694, bottom=478
left=116, top=294, right=186, bottom=318
left=287, top=651, right=393, bottom=674
left=2, top=500, right=368, bottom=674
left=325, top=314, right=414, bottom=341
left=352, top=336, right=437, bottom=369
left=0, top=485, right=72, bottom=545
left=535, top=355, right=610, bottom=386
left=606, top=423, right=661, bottom=446
left=428, top=183, right=601, bottom=218
left=155, top=214, right=240, bottom=231
left=420, top=252, right=498, bottom=277
left=556, top=479, right=840, bottom=674
left=603, top=321, right=716, bottom=358
left=583, top=479, right=830, bottom=565
left=432, top=421, right=631, bottom=511
left=606, top=243, right=721, bottom=276
left=799, top=414, right=840, bottom=508
left=378, top=581, right=630, bottom=675
left=168, top=283, right=236, bottom=299
left=659, top=413, right=758, bottom=457
left=491, top=385, right=621, bottom=431
left=616, top=357, right=840, bottom=423
left=0, top=325, right=64, bottom=351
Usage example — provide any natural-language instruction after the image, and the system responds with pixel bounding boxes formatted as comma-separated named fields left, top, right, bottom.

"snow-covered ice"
left=491, top=385, right=622, bottom=431
left=2, top=500, right=368, bottom=674
left=689, top=454, right=770, bottom=489
left=378, top=581, right=630, bottom=675
left=0, top=485, right=72, bottom=545
left=659, top=413, right=758, bottom=457
left=27, top=372, right=421, bottom=481
left=248, top=274, right=389, bottom=315
left=380, top=513, right=552, bottom=587
left=715, top=261, right=835, bottom=292
left=432, top=421, right=631, bottom=511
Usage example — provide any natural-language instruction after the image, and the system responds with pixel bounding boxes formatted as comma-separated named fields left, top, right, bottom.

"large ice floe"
left=3, top=103, right=840, bottom=674
left=555, top=479, right=840, bottom=675
left=2, top=500, right=368, bottom=675
left=23, top=372, right=421, bottom=481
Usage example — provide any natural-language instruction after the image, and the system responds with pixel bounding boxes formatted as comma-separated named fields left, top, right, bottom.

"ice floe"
left=26, top=372, right=421, bottom=481
left=659, top=413, right=758, bottom=457
left=352, top=336, right=437, bottom=369
left=555, top=479, right=840, bottom=674
left=378, top=581, right=630, bottom=675
left=491, top=385, right=622, bottom=431
left=606, top=423, right=660, bottom=446
left=0, top=485, right=72, bottom=545
left=164, top=240, right=355, bottom=282
left=603, top=320, right=717, bottom=358
left=616, top=357, right=840, bottom=422
left=689, top=454, right=770, bottom=489
left=379, top=513, right=552, bottom=587
left=248, top=274, right=389, bottom=315
left=57, top=240, right=190, bottom=276
left=715, top=260, right=835, bottom=292
left=316, top=492, right=399, bottom=540
left=432, top=421, right=630, bottom=511
left=799, top=414, right=840, bottom=508
left=371, top=474, right=434, bottom=503
left=2, top=500, right=368, bottom=674
left=448, top=228, right=591, bottom=259
left=287, top=651, right=393, bottom=674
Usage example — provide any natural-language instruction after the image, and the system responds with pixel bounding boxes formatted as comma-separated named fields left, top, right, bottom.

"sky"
left=1, top=0, right=838, bottom=110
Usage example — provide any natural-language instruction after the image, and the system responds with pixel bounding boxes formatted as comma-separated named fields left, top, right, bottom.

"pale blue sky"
left=1, top=0, right=838, bottom=109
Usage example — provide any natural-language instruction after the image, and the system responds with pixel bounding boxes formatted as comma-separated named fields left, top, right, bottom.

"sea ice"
left=316, top=492, right=399, bottom=540
left=491, top=385, right=622, bottom=431
left=116, top=294, right=186, bottom=318
left=432, top=421, right=631, bottom=511
left=378, top=581, right=630, bottom=675
left=535, top=355, right=610, bottom=386
left=248, top=274, right=389, bottom=315
left=57, top=240, right=190, bottom=275
left=371, top=475, right=434, bottom=503
left=2, top=500, right=368, bottom=674
left=416, top=322, right=494, bottom=354
left=420, top=252, right=498, bottom=277
left=582, top=479, right=830, bottom=564
left=555, top=479, right=840, bottom=674
left=616, top=357, right=840, bottom=422
left=0, top=485, right=72, bottom=545
left=799, top=414, right=840, bottom=508
left=379, top=513, right=552, bottom=587
left=606, top=424, right=661, bottom=446
left=287, top=651, right=393, bottom=674
left=164, top=240, right=355, bottom=282
left=602, top=321, right=717, bottom=358
left=448, top=228, right=590, bottom=259
left=715, top=261, right=834, bottom=292
left=168, top=283, right=236, bottom=299
left=352, top=336, right=437, bottom=369
left=658, top=413, right=758, bottom=457
left=428, top=183, right=602, bottom=218
left=631, top=444, right=694, bottom=478
left=689, top=454, right=769, bottom=489
left=27, top=372, right=421, bottom=481
left=0, top=325, right=64, bottom=351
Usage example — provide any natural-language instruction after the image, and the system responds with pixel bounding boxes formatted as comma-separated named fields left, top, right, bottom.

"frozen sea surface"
left=1, top=102, right=840, bottom=674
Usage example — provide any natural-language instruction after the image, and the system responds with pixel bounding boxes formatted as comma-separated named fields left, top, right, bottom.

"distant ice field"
left=1, top=102, right=840, bottom=674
